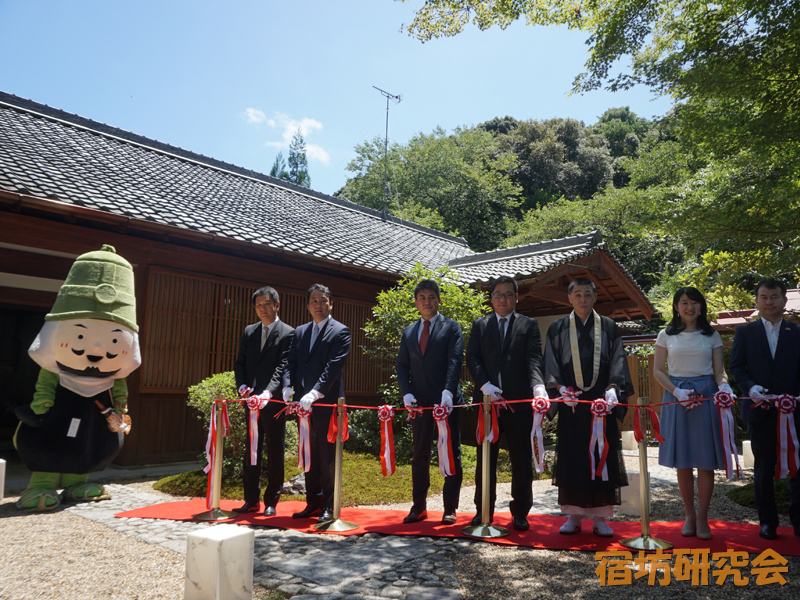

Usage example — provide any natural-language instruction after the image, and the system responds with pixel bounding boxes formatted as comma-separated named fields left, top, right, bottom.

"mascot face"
left=53, top=319, right=138, bottom=378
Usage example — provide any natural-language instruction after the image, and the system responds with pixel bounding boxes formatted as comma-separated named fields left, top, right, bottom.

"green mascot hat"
left=45, top=244, right=138, bottom=332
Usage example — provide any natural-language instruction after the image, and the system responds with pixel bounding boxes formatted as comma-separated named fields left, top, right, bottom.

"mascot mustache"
left=56, top=361, right=120, bottom=378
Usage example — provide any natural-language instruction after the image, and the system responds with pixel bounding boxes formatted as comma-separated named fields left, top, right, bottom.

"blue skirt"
left=657, top=375, right=726, bottom=471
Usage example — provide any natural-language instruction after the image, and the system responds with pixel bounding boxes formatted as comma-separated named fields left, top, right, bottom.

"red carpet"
left=116, top=499, right=800, bottom=556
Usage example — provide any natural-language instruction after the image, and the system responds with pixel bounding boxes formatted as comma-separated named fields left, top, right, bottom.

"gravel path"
left=2, top=454, right=797, bottom=600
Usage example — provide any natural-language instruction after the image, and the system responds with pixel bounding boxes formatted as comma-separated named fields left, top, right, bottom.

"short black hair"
left=414, top=279, right=440, bottom=300
left=755, top=278, right=787, bottom=298
left=489, top=276, right=518, bottom=295
left=567, top=277, right=596, bottom=294
left=307, top=283, right=332, bottom=303
left=252, top=286, right=279, bottom=305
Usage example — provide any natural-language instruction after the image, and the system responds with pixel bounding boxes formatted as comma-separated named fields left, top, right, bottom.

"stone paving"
left=66, top=484, right=467, bottom=599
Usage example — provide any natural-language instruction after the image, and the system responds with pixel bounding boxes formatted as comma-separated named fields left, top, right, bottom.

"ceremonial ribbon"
left=774, top=394, right=800, bottom=479
left=433, top=404, right=456, bottom=477
left=531, top=396, right=550, bottom=473
left=203, top=398, right=230, bottom=509
left=294, top=404, right=312, bottom=473
left=588, top=399, right=610, bottom=480
left=327, top=404, right=349, bottom=443
left=378, top=405, right=396, bottom=477
left=245, top=395, right=268, bottom=466
left=633, top=405, right=665, bottom=444
left=713, top=391, right=740, bottom=478
left=476, top=400, right=500, bottom=445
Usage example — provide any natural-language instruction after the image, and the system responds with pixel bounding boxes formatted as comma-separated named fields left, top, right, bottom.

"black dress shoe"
left=263, top=506, right=277, bottom=517
left=513, top=514, right=530, bottom=531
left=319, top=507, right=334, bottom=523
left=759, top=524, right=778, bottom=540
left=441, top=511, right=457, bottom=525
left=292, top=505, right=322, bottom=519
left=403, top=506, right=428, bottom=524
left=232, top=501, right=260, bottom=514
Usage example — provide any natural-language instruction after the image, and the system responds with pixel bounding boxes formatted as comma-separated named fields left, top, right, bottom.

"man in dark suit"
left=233, top=286, right=295, bottom=516
left=397, top=279, right=464, bottom=525
left=731, top=278, right=800, bottom=540
left=466, top=276, right=547, bottom=531
left=282, top=283, right=351, bottom=523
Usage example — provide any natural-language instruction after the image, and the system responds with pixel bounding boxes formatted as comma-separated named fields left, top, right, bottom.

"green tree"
left=287, top=128, right=311, bottom=187
left=269, top=151, right=289, bottom=180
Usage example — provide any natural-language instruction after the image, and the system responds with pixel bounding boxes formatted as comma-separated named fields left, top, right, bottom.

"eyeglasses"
left=491, top=292, right=515, bottom=300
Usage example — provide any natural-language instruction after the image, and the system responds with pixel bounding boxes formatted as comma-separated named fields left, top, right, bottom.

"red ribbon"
left=589, top=399, right=610, bottom=480
left=531, top=396, right=550, bottom=473
left=245, top=395, right=268, bottom=466
left=203, top=399, right=230, bottom=510
left=476, top=400, right=500, bottom=445
left=774, top=394, right=800, bottom=479
left=713, top=391, right=740, bottom=478
left=433, top=404, right=456, bottom=477
left=327, top=405, right=349, bottom=443
left=633, top=405, right=665, bottom=444
left=290, top=404, right=312, bottom=473
left=378, top=405, right=396, bottom=477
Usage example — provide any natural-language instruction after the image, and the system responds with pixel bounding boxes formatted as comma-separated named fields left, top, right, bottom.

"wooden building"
left=0, top=91, right=654, bottom=464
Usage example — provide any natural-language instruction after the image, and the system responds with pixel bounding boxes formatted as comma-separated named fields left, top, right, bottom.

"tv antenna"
left=373, top=86, right=402, bottom=220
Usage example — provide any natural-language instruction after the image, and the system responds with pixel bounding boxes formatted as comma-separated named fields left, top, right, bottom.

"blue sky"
left=0, top=1, right=674, bottom=196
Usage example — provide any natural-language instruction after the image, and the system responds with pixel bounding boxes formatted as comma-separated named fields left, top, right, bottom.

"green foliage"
left=337, top=127, right=521, bottom=251
left=269, top=151, right=289, bottom=180
left=287, top=128, right=310, bottom=187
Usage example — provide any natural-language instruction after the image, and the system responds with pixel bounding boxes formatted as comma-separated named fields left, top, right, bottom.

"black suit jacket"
left=234, top=320, right=295, bottom=396
left=282, top=317, right=351, bottom=411
left=731, top=318, right=800, bottom=424
left=397, top=315, right=464, bottom=407
left=466, top=312, right=544, bottom=405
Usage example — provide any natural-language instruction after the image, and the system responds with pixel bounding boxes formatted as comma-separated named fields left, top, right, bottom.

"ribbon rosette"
left=713, top=391, right=740, bottom=478
left=378, top=405, right=396, bottom=476
left=774, top=394, right=800, bottom=479
left=246, top=395, right=269, bottom=466
left=530, top=396, right=550, bottom=473
left=589, top=399, right=610, bottom=480
left=433, top=404, right=456, bottom=477
left=203, top=398, right=231, bottom=509
left=293, top=404, right=313, bottom=473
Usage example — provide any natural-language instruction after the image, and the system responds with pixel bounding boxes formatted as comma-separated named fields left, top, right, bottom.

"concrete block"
left=621, top=431, right=638, bottom=451
left=185, top=524, right=254, bottom=600
left=743, top=440, right=754, bottom=469
left=0, top=458, right=5, bottom=501
left=619, top=470, right=646, bottom=517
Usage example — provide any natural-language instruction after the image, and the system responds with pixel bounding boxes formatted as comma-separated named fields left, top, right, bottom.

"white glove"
left=403, top=394, right=417, bottom=409
left=282, top=387, right=294, bottom=403
left=560, top=386, right=579, bottom=408
left=259, top=389, right=272, bottom=402
left=718, top=383, right=735, bottom=397
left=672, top=387, right=694, bottom=403
left=480, top=382, right=503, bottom=401
left=605, top=388, right=618, bottom=407
left=299, top=389, right=323, bottom=411
left=441, top=390, right=454, bottom=409
left=749, top=385, right=769, bottom=406
left=533, top=384, right=547, bottom=399
left=238, top=385, right=252, bottom=398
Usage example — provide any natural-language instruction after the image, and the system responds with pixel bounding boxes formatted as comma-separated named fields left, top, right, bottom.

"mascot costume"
left=14, top=245, right=141, bottom=512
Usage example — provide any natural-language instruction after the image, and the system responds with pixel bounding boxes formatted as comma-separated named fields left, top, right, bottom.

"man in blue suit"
left=397, top=279, right=464, bottom=525
left=282, top=284, right=351, bottom=523
left=731, top=278, right=800, bottom=539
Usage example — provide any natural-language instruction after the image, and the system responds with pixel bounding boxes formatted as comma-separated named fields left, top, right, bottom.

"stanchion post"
left=619, top=397, right=672, bottom=551
left=315, top=397, right=358, bottom=532
left=462, top=396, right=509, bottom=538
left=193, top=395, right=237, bottom=522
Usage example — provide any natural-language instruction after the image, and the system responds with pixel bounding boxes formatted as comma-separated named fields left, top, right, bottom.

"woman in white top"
left=653, top=287, right=734, bottom=540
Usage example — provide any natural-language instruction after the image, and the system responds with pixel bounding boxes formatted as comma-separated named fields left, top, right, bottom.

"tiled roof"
left=0, top=91, right=472, bottom=275
left=448, top=231, right=604, bottom=283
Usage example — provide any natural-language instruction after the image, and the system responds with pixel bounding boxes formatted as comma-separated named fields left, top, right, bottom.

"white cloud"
left=261, top=112, right=328, bottom=164
left=306, top=144, right=330, bottom=165
left=243, top=108, right=266, bottom=124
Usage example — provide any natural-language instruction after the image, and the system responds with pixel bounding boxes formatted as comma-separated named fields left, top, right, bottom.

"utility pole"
left=372, top=86, right=401, bottom=221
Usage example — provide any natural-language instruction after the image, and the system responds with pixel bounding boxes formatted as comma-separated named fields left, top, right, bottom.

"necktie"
left=310, top=323, right=321, bottom=349
left=260, top=325, right=268, bottom=350
left=499, top=317, right=507, bottom=345
left=419, top=320, right=431, bottom=355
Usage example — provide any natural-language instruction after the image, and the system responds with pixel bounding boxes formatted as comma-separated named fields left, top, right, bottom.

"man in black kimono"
left=544, top=277, right=633, bottom=536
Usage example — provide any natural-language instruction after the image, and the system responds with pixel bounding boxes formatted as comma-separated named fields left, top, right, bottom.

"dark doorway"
left=0, top=306, right=47, bottom=452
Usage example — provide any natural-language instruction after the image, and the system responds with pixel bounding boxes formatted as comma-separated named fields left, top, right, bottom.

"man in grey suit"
left=397, top=279, right=464, bottom=525
left=731, top=278, right=800, bottom=539
left=233, top=286, right=295, bottom=515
